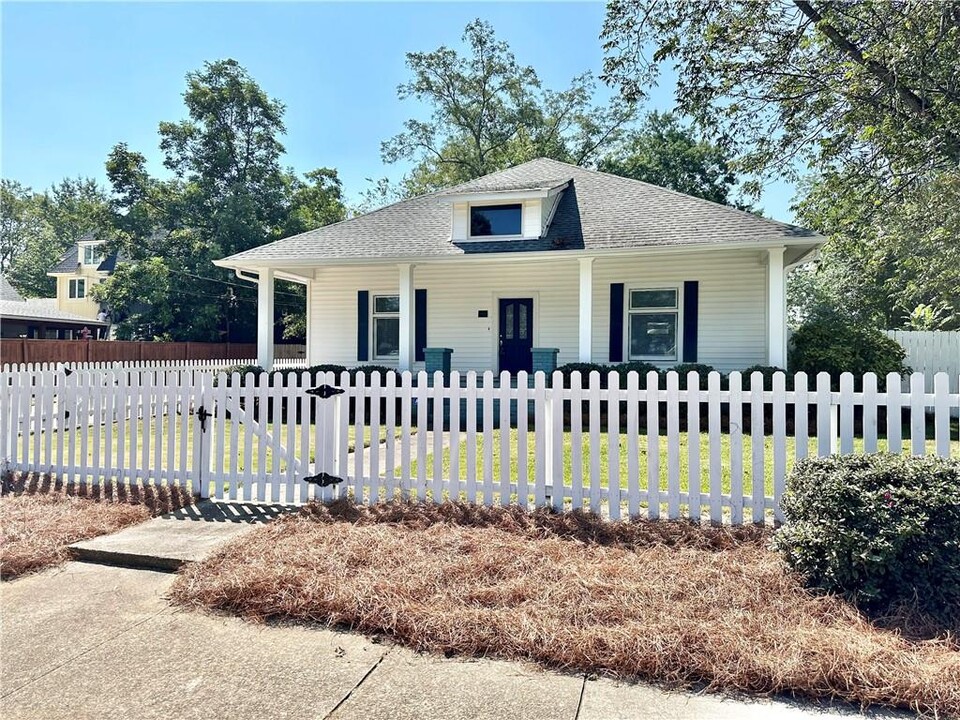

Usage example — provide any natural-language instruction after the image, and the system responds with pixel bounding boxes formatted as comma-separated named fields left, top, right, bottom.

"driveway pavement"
left=1, top=561, right=903, bottom=720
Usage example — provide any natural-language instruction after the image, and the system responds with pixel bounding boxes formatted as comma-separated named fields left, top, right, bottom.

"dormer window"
left=442, top=179, right=569, bottom=242
left=470, top=204, right=522, bottom=238
left=82, top=244, right=104, bottom=266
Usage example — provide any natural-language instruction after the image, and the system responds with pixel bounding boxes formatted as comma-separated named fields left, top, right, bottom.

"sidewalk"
left=1, top=562, right=902, bottom=720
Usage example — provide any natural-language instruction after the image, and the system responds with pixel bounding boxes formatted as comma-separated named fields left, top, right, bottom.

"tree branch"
left=793, top=0, right=932, bottom=117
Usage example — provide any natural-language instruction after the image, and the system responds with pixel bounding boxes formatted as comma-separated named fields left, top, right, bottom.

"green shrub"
left=669, top=363, right=719, bottom=389
left=213, top=364, right=265, bottom=387
left=773, top=454, right=960, bottom=617
left=789, top=319, right=909, bottom=382
left=348, top=365, right=398, bottom=385
left=555, top=363, right=611, bottom=387
left=611, top=361, right=661, bottom=382
left=740, top=364, right=791, bottom=389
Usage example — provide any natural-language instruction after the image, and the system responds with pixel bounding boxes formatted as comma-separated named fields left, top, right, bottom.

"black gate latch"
left=195, top=405, right=211, bottom=432
left=304, top=472, right=344, bottom=487
left=306, top=384, right=345, bottom=399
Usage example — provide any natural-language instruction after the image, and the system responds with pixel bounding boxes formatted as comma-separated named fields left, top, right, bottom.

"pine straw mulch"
left=171, top=500, right=960, bottom=717
left=1, top=473, right=194, bottom=580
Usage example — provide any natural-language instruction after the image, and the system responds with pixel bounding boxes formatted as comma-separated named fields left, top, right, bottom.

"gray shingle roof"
left=0, top=298, right=108, bottom=325
left=0, top=276, right=24, bottom=302
left=218, top=157, right=823, bottom=266
left=438, top=177, right=570, bottom=195
left=48, top=234, right=122, bottom=274
left=49, top=244, right=81, bottom=273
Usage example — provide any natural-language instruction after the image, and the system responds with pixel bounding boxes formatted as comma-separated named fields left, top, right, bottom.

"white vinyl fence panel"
left=884, top=330, right=960, bottom=393
left=1, top=369, right=958, bottom=525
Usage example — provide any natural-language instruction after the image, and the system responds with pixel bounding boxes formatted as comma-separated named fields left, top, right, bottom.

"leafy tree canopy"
left=597, top=111, right=743, bottom=207
left=378, top=19, right=636, bottom=198
left=97, top=59, right=346, bottom=342
left=602, top=1, right=960, bottom=329
left=3, top=177, right=110, bottom=297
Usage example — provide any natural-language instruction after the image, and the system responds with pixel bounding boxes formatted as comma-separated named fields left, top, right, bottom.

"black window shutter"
left=609, top=283, right=624, bottom=362
left=682, top=281, right=699, bottom=362
left=415, top=289, right=427, bottom=362
left=357, top=290, right=369, bottom=361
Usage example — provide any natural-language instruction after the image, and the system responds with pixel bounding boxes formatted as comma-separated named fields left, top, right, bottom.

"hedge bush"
left=772, top=454, right=960, bottom=617
left=740, top=365, right=791, bottom=390
left=789, top=318, right=909, bottom=382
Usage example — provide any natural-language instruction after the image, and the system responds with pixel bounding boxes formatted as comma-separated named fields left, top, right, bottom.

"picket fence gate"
left=1, top=368, right=957, bottom=525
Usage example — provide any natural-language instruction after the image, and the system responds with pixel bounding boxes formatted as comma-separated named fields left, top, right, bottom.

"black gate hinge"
left=303, top=472, right=344, bottom=487
left=306, top=384, right=345, bottom=399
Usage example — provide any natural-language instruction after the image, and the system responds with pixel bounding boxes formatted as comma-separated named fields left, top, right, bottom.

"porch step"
left=68, top=500, right=293, bottom=572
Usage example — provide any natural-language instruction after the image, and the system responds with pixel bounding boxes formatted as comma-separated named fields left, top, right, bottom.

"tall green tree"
left=97, top=59, right=346, bottom=342
left=1, top=181, right=48, bottom=278
left=3, top=177, right=110, bottom=297
left=379, top=19, right=635, bottom=198
left=602, top=1, right=960, bottom=328
left=597, top=111, right=742, bottom=206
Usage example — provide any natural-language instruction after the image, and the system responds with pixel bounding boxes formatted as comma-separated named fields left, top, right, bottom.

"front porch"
left=243, top=246, right=793, bottom=374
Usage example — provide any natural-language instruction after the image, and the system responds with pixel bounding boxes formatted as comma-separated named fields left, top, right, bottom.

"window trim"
left=626, top=285, right=682, bottom=363
left=68, top=278, right=87, bottom=300
left=467, top=201, right=524, bottom=240
left=371, top=293, right=401, bottom=361
left=81, top=244, right=104, bottom=266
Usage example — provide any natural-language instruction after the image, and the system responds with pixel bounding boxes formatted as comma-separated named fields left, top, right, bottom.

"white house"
left=215, top=158, right=825, bottom=373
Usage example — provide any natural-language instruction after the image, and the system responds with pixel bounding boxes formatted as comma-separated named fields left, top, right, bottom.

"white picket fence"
left=1, top=368, right=957, bottom=525
left=0, top=358, right=308, bottom=374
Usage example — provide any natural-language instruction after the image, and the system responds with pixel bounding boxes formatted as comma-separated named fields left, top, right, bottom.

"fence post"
left=193, top=373, right=210, bottom=500
left=543, top=378, right=555, bottom=507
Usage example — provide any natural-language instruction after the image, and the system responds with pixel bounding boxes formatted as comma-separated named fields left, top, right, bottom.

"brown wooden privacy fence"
left=2, top=369, right=957, bottom=524
left=0, top=339, right=305, bottom=366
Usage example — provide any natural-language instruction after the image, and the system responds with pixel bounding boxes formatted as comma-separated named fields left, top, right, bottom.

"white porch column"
left=578, top=257, right=594, bottom=362
left=257, top=268, right=275, bottom=370
left=304, top=279, right=315, bottom=366
left=398, top=263, right=414, bottom=371
left=766, top=247, right=786, bottom=368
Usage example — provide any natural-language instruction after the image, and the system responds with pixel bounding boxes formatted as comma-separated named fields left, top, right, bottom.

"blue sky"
left=2, top=1, right=796, bottom=220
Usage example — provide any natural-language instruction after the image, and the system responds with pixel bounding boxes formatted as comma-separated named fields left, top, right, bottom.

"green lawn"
left=412, top=428, right=959, bottom=496
left=29, top=417, right=402, bottom=475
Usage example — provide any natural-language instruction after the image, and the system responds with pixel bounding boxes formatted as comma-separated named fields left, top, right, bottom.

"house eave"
left=214, top=236, right=826, bottom=272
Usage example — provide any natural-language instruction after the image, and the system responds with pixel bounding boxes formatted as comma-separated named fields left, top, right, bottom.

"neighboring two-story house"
left=47, top=233, right=119, bottom=324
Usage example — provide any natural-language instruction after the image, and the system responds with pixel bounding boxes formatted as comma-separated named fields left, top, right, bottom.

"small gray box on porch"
left=532, top=347, right=560, bottom=375
left=424, top=347, right=453, bottom=377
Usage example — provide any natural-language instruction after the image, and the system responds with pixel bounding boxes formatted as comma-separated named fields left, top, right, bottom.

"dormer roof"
left=437, top=178, right=570, bottom=203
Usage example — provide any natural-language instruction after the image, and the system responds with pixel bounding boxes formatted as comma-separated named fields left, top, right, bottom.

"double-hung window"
left=82, top=245, right=103, bottom=266
left=68, top=278, right=86, bottom=299
left=372, top=295, right=400, bottom=359
left=628, top=288, right=679, bottom=361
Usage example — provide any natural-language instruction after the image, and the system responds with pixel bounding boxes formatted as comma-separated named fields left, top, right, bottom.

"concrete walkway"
left=68, top=500, right=292, bottom=571
left=1, top=562, right=903, bottom=720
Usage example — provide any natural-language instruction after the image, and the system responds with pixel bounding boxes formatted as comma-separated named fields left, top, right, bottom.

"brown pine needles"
left=1, top=473, right=194, bottom=580
left=172, top=500, right=960, bottom=716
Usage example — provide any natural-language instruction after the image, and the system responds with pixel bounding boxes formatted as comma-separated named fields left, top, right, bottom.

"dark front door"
left=498, top=298, right=533, bottom=373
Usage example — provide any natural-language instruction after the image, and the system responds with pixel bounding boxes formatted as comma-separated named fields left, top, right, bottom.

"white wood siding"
left=452, top=203, right=468, bottom=240
left=307, top=249, right=771, bottom=372
left=522, top=198, right=542, bottom=238
left=591, top=250, right=769, bottom=371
